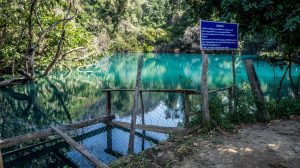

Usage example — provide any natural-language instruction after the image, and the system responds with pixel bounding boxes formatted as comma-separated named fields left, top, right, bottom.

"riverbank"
left=111, top=116, right=300, bottom=168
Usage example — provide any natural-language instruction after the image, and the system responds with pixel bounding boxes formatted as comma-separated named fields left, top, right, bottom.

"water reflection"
left=0, top=53, right=299, bottom=166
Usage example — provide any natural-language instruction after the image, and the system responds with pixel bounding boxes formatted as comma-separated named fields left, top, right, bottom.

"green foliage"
left=190, top=87, right=300, bottom=131
left=1, top=0, right=299, bottom=75
left=267, top=99, right=300, bottom=119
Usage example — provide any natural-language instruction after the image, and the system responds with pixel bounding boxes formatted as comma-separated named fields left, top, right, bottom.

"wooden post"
left=0, top=139, right=4, bottom=168
left=106, top=125, right=112, bottom=151
left=51, top=127, right=109, bottom=168
left=244, top=60, right=270, bottom=121
left=105, top=91, right=112, bottom=151
left=139, top=91, right=145, bottom=150
left=232, top=50, right=236, bottom=97
left=139, top=91, right=145, bottom=125
left=201, top=50, right=210, bottom=124
left=183, top=94, right=191, bottom=128
left=105, top=91, right=111, bottom=115
left=128, top=54, right=144, bottom=154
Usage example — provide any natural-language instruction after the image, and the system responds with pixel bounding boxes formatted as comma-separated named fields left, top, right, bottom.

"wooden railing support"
left=201, top=50, right=210, bottom=124
left=112, top=121, right=184, bottom=134
left=183, top=94, right=191, bottom=128
left=128, top=54, right=144, bottom=154
left=105, top=91, right=111, bottom=115
left=1, top=115, right=115, bottom=149
left=139, top=91, right=145, bottom=125
left=51, top=127, right=109, bottom=168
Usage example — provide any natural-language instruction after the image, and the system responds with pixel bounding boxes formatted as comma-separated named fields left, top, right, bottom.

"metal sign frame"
left=199, top=20, right=238, bottom=50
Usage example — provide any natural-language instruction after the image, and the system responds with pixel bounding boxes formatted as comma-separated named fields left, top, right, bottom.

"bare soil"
left=111, top=116, right=300, bottom=168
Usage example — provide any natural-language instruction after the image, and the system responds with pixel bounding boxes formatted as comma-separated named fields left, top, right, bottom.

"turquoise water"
left=0, top=53, right=299, bottom=167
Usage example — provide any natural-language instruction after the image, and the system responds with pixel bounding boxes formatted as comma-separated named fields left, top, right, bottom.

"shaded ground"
left=111, top=116, right=300, bottom=168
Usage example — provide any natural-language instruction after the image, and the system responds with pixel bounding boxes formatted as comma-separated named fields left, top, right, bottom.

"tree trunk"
left=128, top=54, right=144, bottom=154
left=296, top=73, right=300, bottom=98
left=44, top=0, right=74, bottom=76
left=244, top=59, right=270, bottom=121
left=288, top=61, right=298, bottom=98
left=44, top=30, right=65, bottom=76
left=25, top=0, right=38, bottom=79
left=277, top=64, right=290, bottom=99
left=201, top=50, right=210, bottom=124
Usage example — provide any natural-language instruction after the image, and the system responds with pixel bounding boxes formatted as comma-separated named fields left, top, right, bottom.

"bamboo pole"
left=0, top=115, right=115, bottom=149
left=201, top=50, right=210, bottom=123
left=128, top=55, right=144, bottom=154
left=51, top=127, right=109, bottom=168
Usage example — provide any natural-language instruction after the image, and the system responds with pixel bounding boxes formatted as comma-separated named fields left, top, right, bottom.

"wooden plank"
left=244, top=60, right=270, bottom=121
left=128, top=54, right=144, bottom=153
left=3, top=127, right=108, bottom=167
left=112, top=125, right=159, bottom=144
left=112, top=121, right=184, bottom=134
left=0, top=115, right=115, bottom=149
left=102, top=89, right=198, bottom=94
left=51, top=127, right=109, bottom=168
left=208, top=86, right=233, bottom=94
left=103, top=88, right=233, bottom=95
left=201, top=50, right=210, bottom=123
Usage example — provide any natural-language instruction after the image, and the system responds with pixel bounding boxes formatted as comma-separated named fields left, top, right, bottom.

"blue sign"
left=200, top=20, right=238, bottom=50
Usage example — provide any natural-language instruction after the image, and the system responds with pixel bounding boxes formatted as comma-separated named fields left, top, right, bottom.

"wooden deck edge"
left=0, top=115, right=115, bottom=149
left=102, top=86, right=233, bottom=95
left=52, top=127, right=109, bottom=168
left=111, top=121, right=184, bottom=134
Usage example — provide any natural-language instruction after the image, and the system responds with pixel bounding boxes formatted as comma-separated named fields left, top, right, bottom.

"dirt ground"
left=111, top=116, right=300, bottom=168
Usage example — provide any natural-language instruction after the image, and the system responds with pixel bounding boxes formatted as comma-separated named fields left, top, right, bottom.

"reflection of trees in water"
left=1, top=53, right=298, bottom=138
left=0, top=74, right=103, bottom=138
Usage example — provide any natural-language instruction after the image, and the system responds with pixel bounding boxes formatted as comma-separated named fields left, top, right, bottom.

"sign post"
left=199, top=20, right=238, bottom=123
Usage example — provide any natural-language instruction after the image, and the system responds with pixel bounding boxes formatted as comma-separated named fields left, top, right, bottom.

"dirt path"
left=112, top=117, right=300, bottom=168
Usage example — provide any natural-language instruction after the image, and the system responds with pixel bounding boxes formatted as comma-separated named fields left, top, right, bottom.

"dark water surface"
left=0, top=53, right=298, bottom=167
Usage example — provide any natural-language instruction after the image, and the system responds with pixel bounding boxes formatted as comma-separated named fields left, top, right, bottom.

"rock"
left=158, top=152, right=164, bottom=158
left=193, top=142, right=199, bottom=147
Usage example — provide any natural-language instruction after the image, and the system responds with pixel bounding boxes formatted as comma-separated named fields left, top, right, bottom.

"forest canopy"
left=0, top=0, right=299, bottom=79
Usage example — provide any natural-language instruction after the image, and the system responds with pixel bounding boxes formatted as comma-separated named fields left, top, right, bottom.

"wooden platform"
left=0, top=115, right=115, bottom=149
left=111, top=121, right=184, bottom=134
left=52, top=127, right=109, bottom=168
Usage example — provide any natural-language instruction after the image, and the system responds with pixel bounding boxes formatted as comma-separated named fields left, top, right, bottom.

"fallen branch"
left=59, top=47, right=85, bottom=62
left=0, top=77, right=27, bottom=88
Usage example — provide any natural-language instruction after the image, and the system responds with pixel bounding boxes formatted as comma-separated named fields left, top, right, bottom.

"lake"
left=0, top=53, right=298, bottom=167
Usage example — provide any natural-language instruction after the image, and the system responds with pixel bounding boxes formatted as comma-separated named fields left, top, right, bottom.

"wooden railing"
left=0, top=115, right=115, bottom=168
